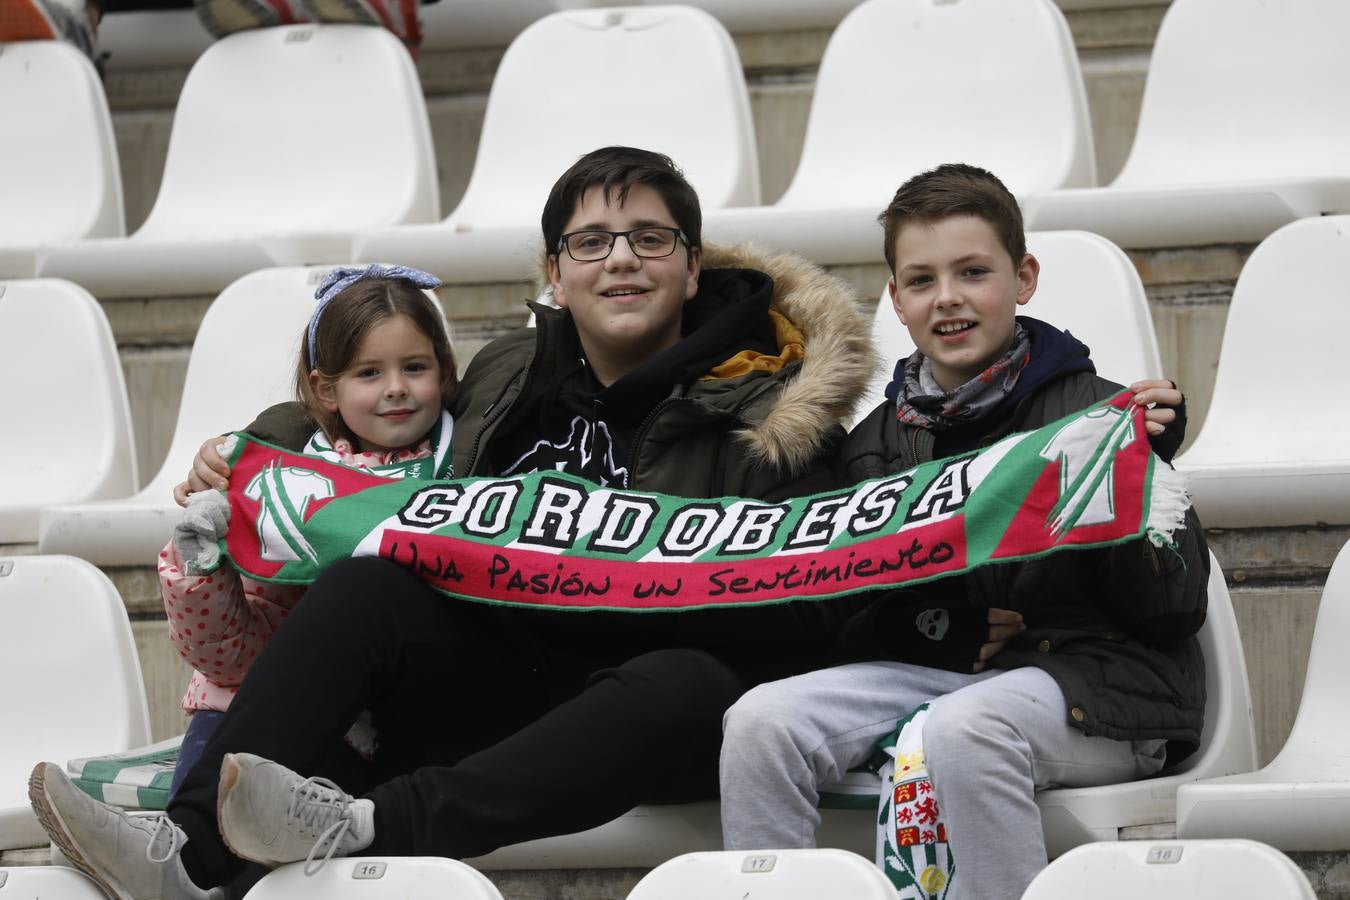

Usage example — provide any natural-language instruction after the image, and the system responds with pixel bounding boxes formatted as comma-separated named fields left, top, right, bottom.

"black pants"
left=167, top=556, right=770, bottom=889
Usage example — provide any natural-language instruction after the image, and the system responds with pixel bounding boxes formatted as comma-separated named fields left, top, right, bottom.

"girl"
left=158, top=264, right=457, bottom=794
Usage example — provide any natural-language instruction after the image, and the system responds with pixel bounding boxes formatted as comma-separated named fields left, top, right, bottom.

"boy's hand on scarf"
left=174, top=489, right=231, bottom=575
left=1130, top=378, right=1186, bottom=462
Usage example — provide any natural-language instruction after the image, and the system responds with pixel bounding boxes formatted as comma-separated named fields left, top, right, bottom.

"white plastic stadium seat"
left=354, top=5, right=759, bottom=283
left=1021, top=839, right=1315, bottom=899
left=0, top=279, right=137, bottom=543
left=0, top=556, right=152, bottom=850
left=1034, top=551, right=1257, bottom=856
left=702, top=0, right=1095, bottom=266
left=0, top=866, right=108, bottom=898
left=242, top=857, right=504, bottom=899
left=0, top=42, right=123, bottom=279
left=852, top=230, right=1162, bottom=428
left=467, top=802, right=725, bottom=870
left=466, top=797, right=872, bottom=869
left=1174, top=216, right=1350, bottom=527
left=1023, top=0, right=1350, bottom=247
left=38, top=25, right=438, bottom=299
left=39, top=267, right=329, bottom=565
left=1177, top=539, right=1350, bottom=850
left=625, top=849, right=899, bottom=900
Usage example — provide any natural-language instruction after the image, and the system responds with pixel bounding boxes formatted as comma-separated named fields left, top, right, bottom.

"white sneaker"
left=28, top=762, right=222, bottom=900
left=216, top=753, right=374, bottom=874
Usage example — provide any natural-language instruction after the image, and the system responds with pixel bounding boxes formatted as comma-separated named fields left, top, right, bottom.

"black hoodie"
left=486, top=269, right=778, bottom=488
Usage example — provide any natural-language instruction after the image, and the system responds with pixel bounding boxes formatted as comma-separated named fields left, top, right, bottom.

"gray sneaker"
left=216, top=753, right=373, bottom=874
left=28, top=762, right=221, bottom=900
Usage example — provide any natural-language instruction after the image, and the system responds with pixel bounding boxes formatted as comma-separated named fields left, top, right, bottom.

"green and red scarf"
left=213, top=390, right=1189, bottom=611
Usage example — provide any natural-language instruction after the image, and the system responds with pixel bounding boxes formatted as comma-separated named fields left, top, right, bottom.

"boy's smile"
left=547, top=184, right=701, bottom=386
left=889, top=214, right=1039, bottom=392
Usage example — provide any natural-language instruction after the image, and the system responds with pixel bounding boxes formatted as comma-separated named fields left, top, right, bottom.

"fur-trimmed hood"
left=698, top=242, right=877, bottom=476
left=533, top=241, right=877, bottom=479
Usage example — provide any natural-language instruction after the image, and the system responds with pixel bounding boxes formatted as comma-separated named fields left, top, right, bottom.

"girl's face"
left=310, top=314, right=446, bottom=452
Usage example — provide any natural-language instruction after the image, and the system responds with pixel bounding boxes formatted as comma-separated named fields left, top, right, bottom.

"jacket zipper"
left=465, top=369, right=528, bottom=475
left=628, top=396, right=694, bottom=488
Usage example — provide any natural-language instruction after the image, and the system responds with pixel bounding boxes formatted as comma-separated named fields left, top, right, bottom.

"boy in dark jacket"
left=719, top=163, right=1208, bottom=900
left=27, top=148, right=880, bottom=900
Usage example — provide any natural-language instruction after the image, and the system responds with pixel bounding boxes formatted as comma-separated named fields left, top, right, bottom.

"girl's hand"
left=174, top=436, right=234, bottom=506
left=173, top=489, right=231, bottom=574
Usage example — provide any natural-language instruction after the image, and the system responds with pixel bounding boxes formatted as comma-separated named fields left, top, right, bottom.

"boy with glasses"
left=29, top=145, right=892, bottom=900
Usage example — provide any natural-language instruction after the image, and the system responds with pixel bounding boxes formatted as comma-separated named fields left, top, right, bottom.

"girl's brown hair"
left=296, top=278, right=458, bottom=445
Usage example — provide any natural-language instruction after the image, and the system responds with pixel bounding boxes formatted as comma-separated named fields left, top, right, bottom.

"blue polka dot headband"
left=308, top=264, right=442, bottom=366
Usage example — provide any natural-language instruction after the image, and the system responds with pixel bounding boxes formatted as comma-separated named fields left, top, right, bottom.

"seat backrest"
left=1272, top=537, right=1350, bottom=767
left=243, top=857, right=504, bottom=899
left=1022, top=839, right=1316, bottom=899
left=140, top=267, right=330, bottom=496
left=1112, top=0, right=1350, bottom=186
left=0, top=556, right=151, bottom=816
left=0, top=42, right=124, bottom=245
left=135, top=25, right=437, bottom=242
left=1180, top=215, right=1350, bottom=464
left=626, top=849, right=899, bottom=899
left=0, top=866, right=108, bottom=898
left=0, top=280, right=138, bottom=518
left=854, top=230, right=1160, bottom=424
left=445, top=5, right=759, bottom=232
left=1171, top=550, right=1258, bottom=778
left=777, top=0, right=1094, bottom=211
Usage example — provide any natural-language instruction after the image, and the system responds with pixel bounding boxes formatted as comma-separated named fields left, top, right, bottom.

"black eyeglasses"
left=556, top=226, right=689, bottom=262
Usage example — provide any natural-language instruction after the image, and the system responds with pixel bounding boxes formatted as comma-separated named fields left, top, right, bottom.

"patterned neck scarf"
left=303, top=409, right=454, bottom=480
left=895, top=323, right=1032, bottom=431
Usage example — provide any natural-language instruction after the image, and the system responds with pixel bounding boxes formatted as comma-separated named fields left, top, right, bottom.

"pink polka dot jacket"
left=159, top=436, right=433, bottom=714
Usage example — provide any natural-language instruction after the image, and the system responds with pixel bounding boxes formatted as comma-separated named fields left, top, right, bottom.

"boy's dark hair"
left=541, top=146, right=703, bottom=255
left=878, top=163, right=1026, bottom=273
left=297, top=278, right=458, bottom=446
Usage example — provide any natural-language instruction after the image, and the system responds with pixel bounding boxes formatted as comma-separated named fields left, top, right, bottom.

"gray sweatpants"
left=720, top=662, right=1166, bottom=900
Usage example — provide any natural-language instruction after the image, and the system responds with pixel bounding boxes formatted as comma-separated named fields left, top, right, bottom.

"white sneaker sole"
left=213, top=753, right=265, bottom=868
left=28, top=762, right=133, bottom=900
